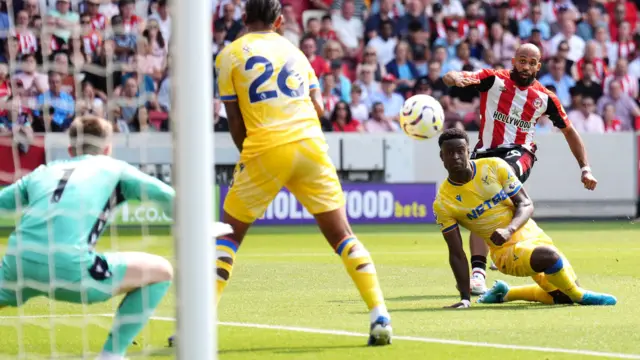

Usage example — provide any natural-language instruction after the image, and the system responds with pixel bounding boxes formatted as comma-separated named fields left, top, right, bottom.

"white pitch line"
left=2, top=314, right=636, bottom=359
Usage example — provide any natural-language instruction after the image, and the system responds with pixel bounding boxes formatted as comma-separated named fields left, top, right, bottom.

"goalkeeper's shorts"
left=0, top=252, right=128, bottom=307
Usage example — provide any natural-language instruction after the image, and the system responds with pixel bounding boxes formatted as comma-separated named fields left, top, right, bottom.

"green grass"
left=0, top=221, right=639, bottom=359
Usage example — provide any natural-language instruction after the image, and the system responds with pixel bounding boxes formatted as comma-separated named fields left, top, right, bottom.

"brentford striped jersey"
left=462, top=69, right=570, bottom=153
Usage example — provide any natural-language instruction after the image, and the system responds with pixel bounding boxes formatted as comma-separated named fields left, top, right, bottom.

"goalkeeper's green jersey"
left=0, top=155, right=174, bottom=267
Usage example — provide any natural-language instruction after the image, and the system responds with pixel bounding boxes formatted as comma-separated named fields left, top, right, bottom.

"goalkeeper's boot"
left=167, top=334, right=176, bottom=347
left=578, top=292, right=617, bottom=306
left=368, top=316, right=392, bottom=346
left=477, top=280, right=509, bottom=304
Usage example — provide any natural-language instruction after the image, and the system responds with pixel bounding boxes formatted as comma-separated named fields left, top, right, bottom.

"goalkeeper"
left=0, top=116, right=173, bottom=360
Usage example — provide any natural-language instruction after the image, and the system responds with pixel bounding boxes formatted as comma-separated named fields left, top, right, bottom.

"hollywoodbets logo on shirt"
left=493, top=109, right=533, bottom=131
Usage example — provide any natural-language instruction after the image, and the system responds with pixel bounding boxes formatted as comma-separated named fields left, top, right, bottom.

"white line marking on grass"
left=240, top=251, right=445, bottom=258
left=1, top=314, right=639, bottom=359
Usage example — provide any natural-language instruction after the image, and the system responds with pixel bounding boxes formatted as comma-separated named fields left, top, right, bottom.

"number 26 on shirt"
left=245, top=56, right=305, bottom=104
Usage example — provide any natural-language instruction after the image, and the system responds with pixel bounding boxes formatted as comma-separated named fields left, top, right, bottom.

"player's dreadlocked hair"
left=244, top=0, right=282, bottom=26
left=438, top=128, right=469, bottom=148
left=69, top=115, right=114, bottom=155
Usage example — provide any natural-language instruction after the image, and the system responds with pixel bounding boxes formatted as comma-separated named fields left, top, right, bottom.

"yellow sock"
left=544, top=258, right=584, bottom=302
left=216, top=237, right=238, bottom=305
left=504, top=285, right=554, bottom=305
left=336, top=237, right=385, bottom=310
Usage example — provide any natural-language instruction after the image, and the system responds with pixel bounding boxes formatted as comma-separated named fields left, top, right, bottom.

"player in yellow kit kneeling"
left=432, top=128, right=616, bottom=308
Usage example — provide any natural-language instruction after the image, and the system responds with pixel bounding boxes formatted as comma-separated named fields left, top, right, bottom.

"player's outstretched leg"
left=469, top=232, right=489, bottom=295
left=478, top=281, right=555, bottom=305
left=168, top=212, right=249, bottom=348
left=98, top=252, right=173, bottom=360
left=314, top=208, right=392, bottom=346
left=530, top=247, right=616, bottom=306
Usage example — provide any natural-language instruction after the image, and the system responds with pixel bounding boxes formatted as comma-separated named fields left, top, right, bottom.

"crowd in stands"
left=0, top=0, right=638, bottom=144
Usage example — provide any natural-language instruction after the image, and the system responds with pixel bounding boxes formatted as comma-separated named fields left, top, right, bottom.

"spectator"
left=330, top=100, right=363, bottom=132
left=46, top=0, right=79, bottom=50
left=365, top=101, right=399, bottom=133
left=519, top=5, right=550, bottom=40
left=99, top=0, right=120, bottom=21
left=441, top=0, right=464, bottom=18
left=358, top=46, right=387, bottom=82
left=432, top=45, right=453, bottom=75
left=137, top=37, right=165, bottom=82
left=603, top=58, right=638, bottom=99
left=607, top=22, right=635, bottom=65
left=365, top=0, right=398, bottom=41
left=488, top=22, right=518, bottom=68
left=423, top=60, right=449, bottom=99
left=52, top=52, right=77, bottom=97
left=322, top=40, right=351, bottom=79
left=592, top=26, right=610, bottom=60
left=76, top=80, right=105, bottom=117
left=354, top=64, right=380, bottom=107
left=576, top=6, right=605, bottom=41
left=330, top=0, right=368, bottom=20
left=319, top=15, right=338, bottom=42
left=448, top=42, right=482, bottom=72
left=369, top=74, right=403, bottom=122
left=215, top=2, right=243, bottom=42
left=567, top=96, right=605, bottom=133
left=489, top=2, right=518, bottom=37
left=320, top=73, right=339, bottom=116
left=110, top=15, right=137, bottom=62
left=571, top=62, right=603, bottom=102
left=143, top=18, right=169, bottom=66
left=428, top=3, right=446, bottom=45
left=466, top=27, right=486, bottom=60
left=304, top=17, right=326, bottom=55
left=596, top=80, right=640, bottom=131
left=119, top=0, right=144, bottom=34
left=80, top=12, right=102, bottom=60
left=406, top=21, right=429, bottom=75
left=148, top=0, right=171, bottom=43
left=574, top=41, right=607, bottom=83
left=539, top=57, right=575, bottom=109
left=549, top=19, right=585, bottom=62
left=281, top=3, right=302, bottom=46
left=463, top=1, right=488, bottom=39
left=32, top=71, right=75, bottom=132
left=332, top=0, right=364, bottom=59
left=212, top=23, right=229, bottom=59
left=554, top=40, right=575, bottom=75
left=327, top=59, right=352, bottom=103
left=301, top=36, right=329, bottom=78
left=449, top=65, right=480, bottom=118
left=527, top=29, right=550, bottom=61
left=433, top=26, right=461, bottom=60
left=113, top=76, right=148, bottom=132
left=14, top=10, right=39, bottom=56
left=85, top=0, right=107, bottom=31
left=14, top=53, right=48, bottom=97
left=398, top=0, right=428, bottom=37
left=602, top=103, right=623, bottom=132
left=368, top=20, right=398, bottom=69
left=349, top=85, right=368, bottom=122
left=385, top=41, right=419, bottom=95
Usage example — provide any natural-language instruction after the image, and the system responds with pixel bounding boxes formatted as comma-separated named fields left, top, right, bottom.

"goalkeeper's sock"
left=543, top=257, right=584, bottom=302
left=102, top=281, right=171, bottom=356
left=504, top=285, right=555, bottom=305
left=216, top=237, right=238, bottom=305
left=335, top=237, right=389, bottom=320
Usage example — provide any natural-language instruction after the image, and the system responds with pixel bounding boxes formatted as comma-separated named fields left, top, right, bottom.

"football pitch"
left=0, top=221, right=639, bottom=359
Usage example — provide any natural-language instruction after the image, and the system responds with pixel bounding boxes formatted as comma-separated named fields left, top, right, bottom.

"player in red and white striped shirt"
left=443, top=44, right=597, bottom=295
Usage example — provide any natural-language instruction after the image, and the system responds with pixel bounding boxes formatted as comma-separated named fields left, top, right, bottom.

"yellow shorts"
left=223, top=138, right=345, bottom=223
left=491, top=235, right=578, bottom=293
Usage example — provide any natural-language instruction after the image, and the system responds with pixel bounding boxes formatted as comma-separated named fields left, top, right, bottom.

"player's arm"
left=307, top=60, right=325, bottom=119
left=119, top=163, right=175, bottom=217
left=434, top=201, right=471, bottom=308
left=216, top=50, right=246, bottom=152
left=491, top=160, right=533, bottom=246
left=545, top=91, right=597, bottom=191
left=442, top=69, right=496, bottom=92
left=0, top=174, right=30, bottom=212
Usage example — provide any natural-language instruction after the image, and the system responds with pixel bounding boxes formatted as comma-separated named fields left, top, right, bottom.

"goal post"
left=171, top=0, right=217, bottom=358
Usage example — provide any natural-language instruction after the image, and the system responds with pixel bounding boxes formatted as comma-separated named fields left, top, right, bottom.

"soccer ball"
left=399, top=95, right=445, bottom=140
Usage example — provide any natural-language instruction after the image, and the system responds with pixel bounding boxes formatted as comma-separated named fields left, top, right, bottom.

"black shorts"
left=471, top=146, right=536, bottom=183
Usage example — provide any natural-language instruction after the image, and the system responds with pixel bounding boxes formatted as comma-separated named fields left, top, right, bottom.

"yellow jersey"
left=433, top=158, right=546, bottom=250
left=215, top=31, right=325, bottom=161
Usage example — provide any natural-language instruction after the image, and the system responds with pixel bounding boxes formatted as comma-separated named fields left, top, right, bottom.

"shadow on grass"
left=390, top=303, right=572, bottom=312
left=219, top=344, right=367, bottom=355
